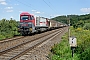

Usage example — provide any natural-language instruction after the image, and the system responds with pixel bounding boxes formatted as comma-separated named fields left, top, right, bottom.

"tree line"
left=52, top=14, right=90, bottom=29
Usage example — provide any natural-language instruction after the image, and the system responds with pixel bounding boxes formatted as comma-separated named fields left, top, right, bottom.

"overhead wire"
left=48, top=0, right=58, bottom=13
left=15, top=0, right=36, bottom=10
left=42, top=0, right=58, bottom=14
left=15, top=0, right=57, bottom=18
left=15, top=0, right=44, bottom=13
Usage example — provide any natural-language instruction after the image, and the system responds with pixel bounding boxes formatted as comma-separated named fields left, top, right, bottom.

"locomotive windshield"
left=21, top=16, right=29, bottom=20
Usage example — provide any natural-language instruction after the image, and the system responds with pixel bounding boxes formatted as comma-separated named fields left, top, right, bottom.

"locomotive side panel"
left=35, top=17, right=48, bottom=28
left=40, top=17, right=47, bottom=26
left=35, top=17, right=48, bottom=32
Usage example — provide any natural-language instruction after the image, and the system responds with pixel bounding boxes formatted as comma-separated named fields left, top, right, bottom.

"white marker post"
left=69, top=36, right=77, bottom=57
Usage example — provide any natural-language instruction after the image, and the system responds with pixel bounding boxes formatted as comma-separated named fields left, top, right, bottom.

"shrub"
left=83, top=23, right=90, bottom=30
left=0, top=35, right=6, bottom=40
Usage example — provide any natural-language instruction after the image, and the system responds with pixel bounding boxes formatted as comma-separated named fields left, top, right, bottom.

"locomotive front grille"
left=19, top=27, right=29, bottom=32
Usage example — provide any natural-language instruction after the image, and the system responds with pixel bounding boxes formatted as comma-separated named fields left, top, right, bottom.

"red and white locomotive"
left=18, top=12, right=63, bottom=35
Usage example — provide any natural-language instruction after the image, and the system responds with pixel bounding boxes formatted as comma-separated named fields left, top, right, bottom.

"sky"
left=0, top=0, right=90, bottom=21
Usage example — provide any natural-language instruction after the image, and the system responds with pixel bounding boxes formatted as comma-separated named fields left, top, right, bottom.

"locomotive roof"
left=20, top=12, right=33, bottom=16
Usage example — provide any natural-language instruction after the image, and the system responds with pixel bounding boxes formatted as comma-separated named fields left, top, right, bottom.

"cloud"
left=50, top=14, right=61, bottom=18
left=54, top=15, right=61, bottom=17
left=35, top=11, right=44, bottom=14
left=80, top=8, right=90, bottom=13
left=5, top=7, right=13, bottom=9
left=19, top=11, right=23, bottom=13
left=5, top=6, right=13, bottom=12
left=31, top=10, right=44, bottom=14
left=10, top=16, right=13, bottom=18
left=6, top=10, right=13, bottom=12
left=35, top=11, right=41, bottom=14
left=0, top=0, right=7, bottom=5
left=31, top=10, right=36, bottom=12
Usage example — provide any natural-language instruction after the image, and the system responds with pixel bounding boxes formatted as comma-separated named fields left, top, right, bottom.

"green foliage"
left=73, top=20, right=84, bottom=28
left=0, top=19, right=19, bottom=40
left=71, top=27, right=90, bottom=60
left=80, top=48, right=90, bottom=60
left=83, top=23, right=90, bottom=30
left=50, top=27, right=90, bottom=60
left=0, top=35, right=6, bottom=40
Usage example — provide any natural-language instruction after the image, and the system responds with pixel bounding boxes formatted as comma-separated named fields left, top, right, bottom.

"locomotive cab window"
left=31, top=16, right=34, bottom=20
left=30, top=16, right=34, bottom=20
left=21, top=16, right=29, bottom=20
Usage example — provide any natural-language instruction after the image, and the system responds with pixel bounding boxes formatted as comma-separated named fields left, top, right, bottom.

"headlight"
left=18, top=28, right=20, bottom=30
left=29, top=28, right=32, bottom=31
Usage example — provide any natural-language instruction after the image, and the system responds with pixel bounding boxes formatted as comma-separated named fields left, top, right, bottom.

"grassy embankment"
left=49, top=26, right=90, bottom=60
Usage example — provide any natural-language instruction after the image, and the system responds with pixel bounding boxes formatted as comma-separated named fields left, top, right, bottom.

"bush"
left=0, top=19, right=19, bottom=40
left=0, top=35, right=6, bottom=40
left=83, top=23, right=90, bottom=30
left=75, top=28, right=82, bottom=32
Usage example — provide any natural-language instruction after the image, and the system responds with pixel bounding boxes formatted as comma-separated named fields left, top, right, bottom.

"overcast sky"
left=0, top=0, right=90, bottom=20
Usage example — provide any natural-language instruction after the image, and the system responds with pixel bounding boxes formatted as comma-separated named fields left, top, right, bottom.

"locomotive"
left=18, top=12, right=64, bottom=35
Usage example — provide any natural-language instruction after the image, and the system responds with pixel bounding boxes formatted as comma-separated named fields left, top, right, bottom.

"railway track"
left=16, top=27, right=68, bottom=60
left=0, top=36, right=24, bottom=43
left=0, top=28, right=60, bottom=52
left=0, top=36, right=26, bottom=52
left=0, top=28, right=64, bottom=60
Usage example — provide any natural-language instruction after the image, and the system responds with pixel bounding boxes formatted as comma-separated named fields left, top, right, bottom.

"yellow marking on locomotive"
left=18, top=28, right=20, bottom=30
left=29, top=28, right=32, bottom=31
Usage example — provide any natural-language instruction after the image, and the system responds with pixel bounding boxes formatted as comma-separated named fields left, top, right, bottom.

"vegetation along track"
left=0, top=28, right=64, bottom=60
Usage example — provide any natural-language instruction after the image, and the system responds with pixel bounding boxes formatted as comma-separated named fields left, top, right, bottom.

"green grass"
left=50, top=27, right=90, bottom=60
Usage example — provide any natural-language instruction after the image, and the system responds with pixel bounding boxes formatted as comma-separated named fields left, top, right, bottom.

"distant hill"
left=51, top=14, right=90, bottom=28
left=52, top=14, right=90, bottom=24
